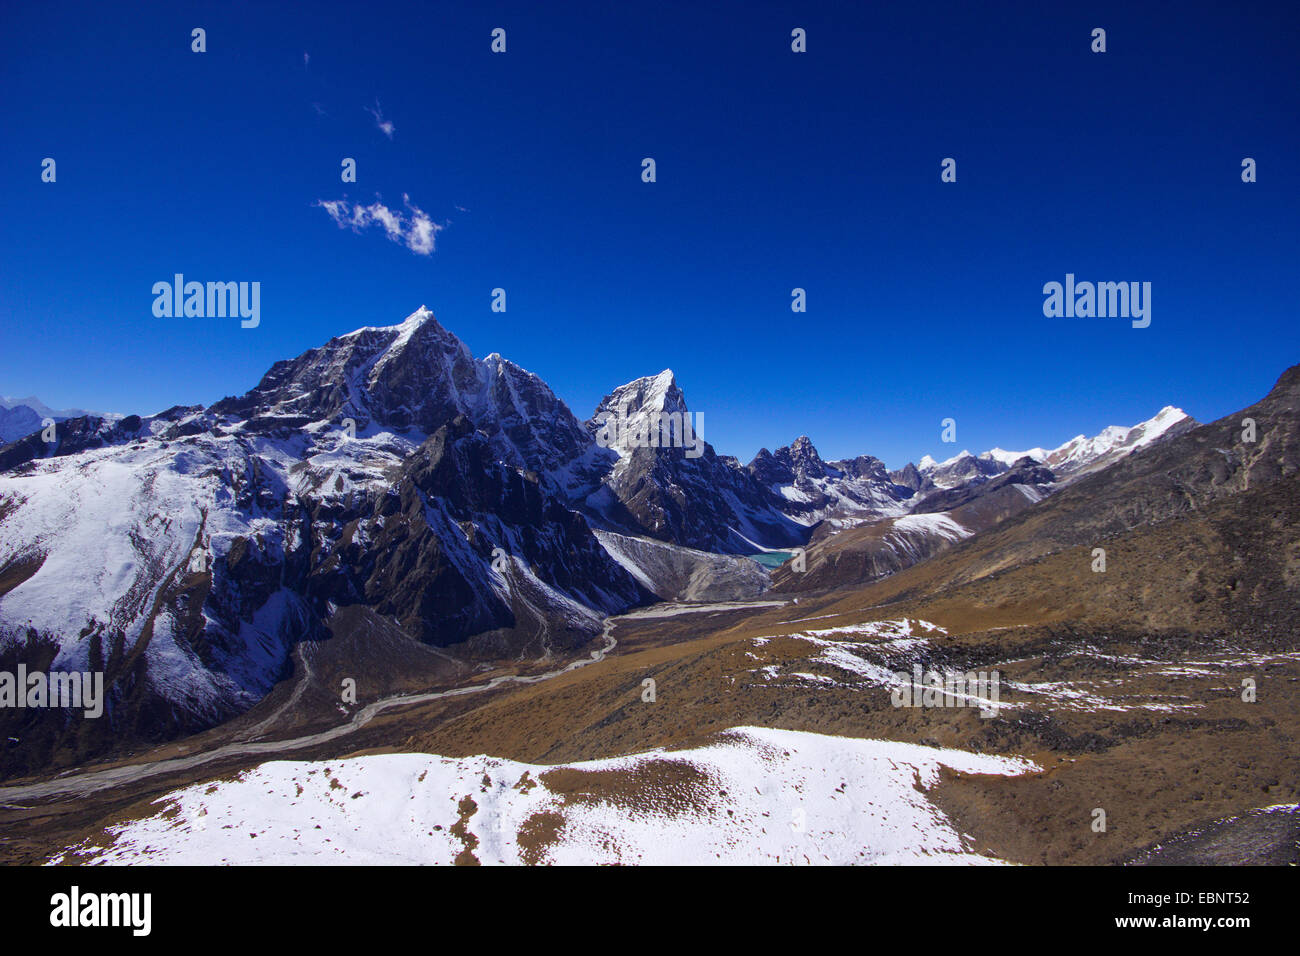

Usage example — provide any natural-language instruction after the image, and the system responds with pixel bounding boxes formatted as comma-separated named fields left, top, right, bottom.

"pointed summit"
left=749, top=436, right=829, bottom=485
left=340, top=304, right=436, bottom=338
left=589, top=370, right=689, bottom=430
left=206, top=306, right=593, bottom=488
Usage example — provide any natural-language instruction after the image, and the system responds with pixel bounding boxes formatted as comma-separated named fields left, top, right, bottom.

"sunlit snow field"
left=57, top=727, right=1037, bottom=866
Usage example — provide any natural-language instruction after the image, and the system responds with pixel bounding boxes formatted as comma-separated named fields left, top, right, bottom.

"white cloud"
left=315, top=194, right=444, bottom=256
left=366, top=101, right=395, bottom=139
left=406, top=207, right=438, bottom=255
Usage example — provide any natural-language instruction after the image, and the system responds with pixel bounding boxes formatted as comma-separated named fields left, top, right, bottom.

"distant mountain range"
left=918, top=404, right=1193, bottom=488
left=0, top=308, right=1229, bottom=774
left=0, top=396, right=115, bottom=443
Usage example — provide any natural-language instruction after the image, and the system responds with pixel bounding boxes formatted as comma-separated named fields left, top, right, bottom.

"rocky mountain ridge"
left=0, top=307, right=1213, bottom=773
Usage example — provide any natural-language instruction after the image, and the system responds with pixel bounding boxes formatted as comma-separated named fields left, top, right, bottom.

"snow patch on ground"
left=57, top=726, right=1037, bottom=866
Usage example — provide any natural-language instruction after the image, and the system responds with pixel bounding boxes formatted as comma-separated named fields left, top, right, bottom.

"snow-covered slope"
left=0, top=310, right=649, bottom=769
left=1025, top=405, right=1193, bottom=480
left=0, top=425, right=307, bottom=719
left=59, top=726, right=1037, bottom=865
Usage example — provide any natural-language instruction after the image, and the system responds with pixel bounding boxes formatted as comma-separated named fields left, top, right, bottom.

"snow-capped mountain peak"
left=594, top=370, right=682, bottom=418
left=916, top=406, right=1195, bottom=489
left=340, top=304, right=435, bottom=338
left=981, top=446, right=1051, bottom=468
left=1030, top=406, right=1191, bottom=479
left=786, top=435, right=824, bottom=471
left=746, top=436, right=914, bottom=528
left=0, top=304, right=1225, bottom=782
left=586, top=370, right=691, bottom=456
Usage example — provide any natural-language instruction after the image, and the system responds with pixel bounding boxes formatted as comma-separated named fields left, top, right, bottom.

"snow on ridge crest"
left=919, top=406, right=1191, bottom=480
left=340, top=304, right=434, bottom=339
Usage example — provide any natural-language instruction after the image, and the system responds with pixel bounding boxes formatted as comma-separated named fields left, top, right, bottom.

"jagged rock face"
left=209, top=309, right=595, bottom=494
left=584, top=371, right=805, bottom=552
left=0, top=313, right=651, bottom=774
left=918, top=452, right=1005, bottom=492
left=746, top=438, right=915, bottom=528
left=601, top=439, right=801, bottom=552
left=785, top=436, right=826, bottom=475
left=750, top=436, right=836, bottom=487
left=747, top=440, right=838, bottom=517
left=209, top=323, right=434, bottom=430
left=0, top=414, right=157, bottom=472
left=833, top=454, right=890, bottom=483
left=747, top=448, right=793, bottom=486
left=889, top=462, right=923, bottom=492
left=590, top=369, right=691, bottom=438
left=300, top=418, right=645, bottom=647
left=474, top=355, right=603, bottom=487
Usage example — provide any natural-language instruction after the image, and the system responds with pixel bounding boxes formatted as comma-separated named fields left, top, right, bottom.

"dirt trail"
left=241, top=642, right=316, bottom=742
left=0, top=599, right=786, bottom=804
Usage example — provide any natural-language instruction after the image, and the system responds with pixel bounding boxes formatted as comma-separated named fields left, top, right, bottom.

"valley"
left=0, top=308, right=1296, bottom=866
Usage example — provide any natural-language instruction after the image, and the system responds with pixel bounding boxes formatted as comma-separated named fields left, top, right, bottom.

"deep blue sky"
left=2, top=0, right=1297, bottom=469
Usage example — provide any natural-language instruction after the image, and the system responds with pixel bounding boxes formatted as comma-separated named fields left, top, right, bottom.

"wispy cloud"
left=366, top=100, right=394, bottom=139
left=315, top=194, right=443, bottom=255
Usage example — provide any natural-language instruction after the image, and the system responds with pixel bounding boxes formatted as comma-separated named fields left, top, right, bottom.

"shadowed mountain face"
left=917, top=452, right=1006, bottom=492
left=301, top=416, right=648, bottom=647
left=748, top=436, right=828, bottom=487
left=910, top=459, right=1056, bottom=515
left=0, top=405, right=45, bottom=445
